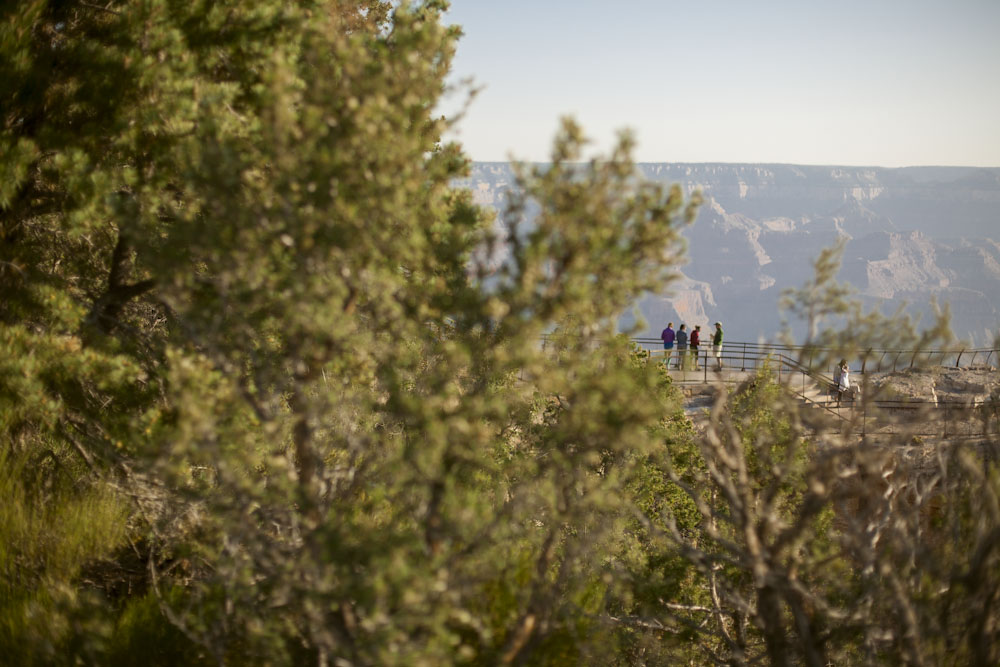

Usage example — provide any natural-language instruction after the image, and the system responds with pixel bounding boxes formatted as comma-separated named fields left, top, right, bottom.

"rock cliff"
left=458, top=163, right=1000, bottom=344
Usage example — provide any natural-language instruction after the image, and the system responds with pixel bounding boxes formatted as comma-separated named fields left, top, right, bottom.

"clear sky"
left=441, top=0, right=1000, bottom=167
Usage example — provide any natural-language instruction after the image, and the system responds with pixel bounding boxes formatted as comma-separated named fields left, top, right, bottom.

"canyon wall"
left=460, top=163, right=1000, bottom=344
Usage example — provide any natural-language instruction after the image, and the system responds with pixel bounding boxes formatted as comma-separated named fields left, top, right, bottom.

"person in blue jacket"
left=661, top=322, right=675, bottom=367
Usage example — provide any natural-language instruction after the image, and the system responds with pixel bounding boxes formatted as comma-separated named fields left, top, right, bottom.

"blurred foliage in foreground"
left=2, top=1, right=998, bottom=665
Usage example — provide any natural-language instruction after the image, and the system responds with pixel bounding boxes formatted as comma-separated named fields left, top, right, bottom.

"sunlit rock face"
left=460, top=163, right=1000, bottom=344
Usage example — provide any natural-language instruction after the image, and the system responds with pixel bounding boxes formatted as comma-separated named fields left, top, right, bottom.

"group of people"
left=660, top=323, right=861, bottom=398
left=660, top=321, right=724, bottom=371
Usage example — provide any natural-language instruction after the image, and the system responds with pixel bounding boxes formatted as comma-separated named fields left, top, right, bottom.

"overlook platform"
left=634, top=340, right=999, bottom=438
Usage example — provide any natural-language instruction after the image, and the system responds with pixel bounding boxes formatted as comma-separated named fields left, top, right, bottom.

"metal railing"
left=644, top=345, right=833, bottom=387
left=640, top=342, right=998, bottom=437
left=537, top=335, right=997, bottom=435
left=632, top=338, right=999, bottom=372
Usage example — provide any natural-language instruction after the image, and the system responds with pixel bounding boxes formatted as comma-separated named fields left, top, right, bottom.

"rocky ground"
left=676, top=366, right=1000, bottom=440
left=865, top=365, right=1000, bottom=405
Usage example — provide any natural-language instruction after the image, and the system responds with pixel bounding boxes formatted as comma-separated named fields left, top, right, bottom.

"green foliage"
left=2, top=1, right=998, bottom=665
left=5, top=1, right=699, bottom=662
left=0, top=450, right=127, bottom=664
left=105, top=589, right=211, bottom=667
left=728, top=365, right=812, bottom=510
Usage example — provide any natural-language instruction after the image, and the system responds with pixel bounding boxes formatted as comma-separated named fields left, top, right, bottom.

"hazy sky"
left=442, top=0, right=1000, bottom=167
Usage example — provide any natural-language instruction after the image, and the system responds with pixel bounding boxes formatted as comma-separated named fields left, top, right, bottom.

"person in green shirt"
left=712, top=321, right=724, bottom=370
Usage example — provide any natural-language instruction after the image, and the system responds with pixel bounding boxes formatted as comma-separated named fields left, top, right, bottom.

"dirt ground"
left=865, top=366, right=1000, bottom=405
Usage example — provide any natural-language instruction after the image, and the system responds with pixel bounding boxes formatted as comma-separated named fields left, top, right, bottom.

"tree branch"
left=87, top=231, right=155, bottom=334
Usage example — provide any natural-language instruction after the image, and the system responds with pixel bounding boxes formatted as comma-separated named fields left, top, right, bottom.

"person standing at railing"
left=713, top=322, right=724, bottom=370
left=690, top=325, right=701, bottom=370
left=676, top=324, right=688, bottom=370
left=837, top=360, right=854, bottom=402
left=661, top=322, right=675, bottom=368
left=833, top=359, right=845, bottom=392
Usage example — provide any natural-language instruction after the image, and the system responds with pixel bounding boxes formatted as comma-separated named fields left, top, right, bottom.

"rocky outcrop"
left=461, top=163, right=1000, bottom=343
left=847, top=231, right=951, bottom=299
left=868, top=366, right=1000, bottom=406
left=625, top=278, right=717, bottom=333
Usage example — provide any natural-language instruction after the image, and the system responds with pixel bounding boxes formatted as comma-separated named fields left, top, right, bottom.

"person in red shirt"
left=690, top=325, right=701, bottom=370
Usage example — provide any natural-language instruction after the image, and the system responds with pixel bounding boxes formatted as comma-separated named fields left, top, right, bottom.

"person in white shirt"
left=837, top=360, right=852, bottom=401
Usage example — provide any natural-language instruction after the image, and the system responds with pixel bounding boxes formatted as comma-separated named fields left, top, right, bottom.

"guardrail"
left=537, top=335, right=997, bottom=435
left=630, top=338, right=999, bottom=372
left=638, top=341, right=997, bottom=437
left=645, top=345, right=821, bottom=381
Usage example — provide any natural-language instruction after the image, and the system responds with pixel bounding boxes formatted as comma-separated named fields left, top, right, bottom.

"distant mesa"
left=459, top=163, right=1000, bottom=344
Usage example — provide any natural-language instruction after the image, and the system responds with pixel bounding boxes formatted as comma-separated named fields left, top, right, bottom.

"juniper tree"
left=4, top=1, right=999, bottom=666
left=2, top=1, right=699, bottom=663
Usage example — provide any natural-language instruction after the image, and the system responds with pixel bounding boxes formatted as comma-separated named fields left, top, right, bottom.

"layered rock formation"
left=459, top=163, right=1000, bottom=344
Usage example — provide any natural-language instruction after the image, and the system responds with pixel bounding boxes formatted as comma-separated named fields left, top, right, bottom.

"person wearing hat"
left=712, top=322, right=724, bottom=370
